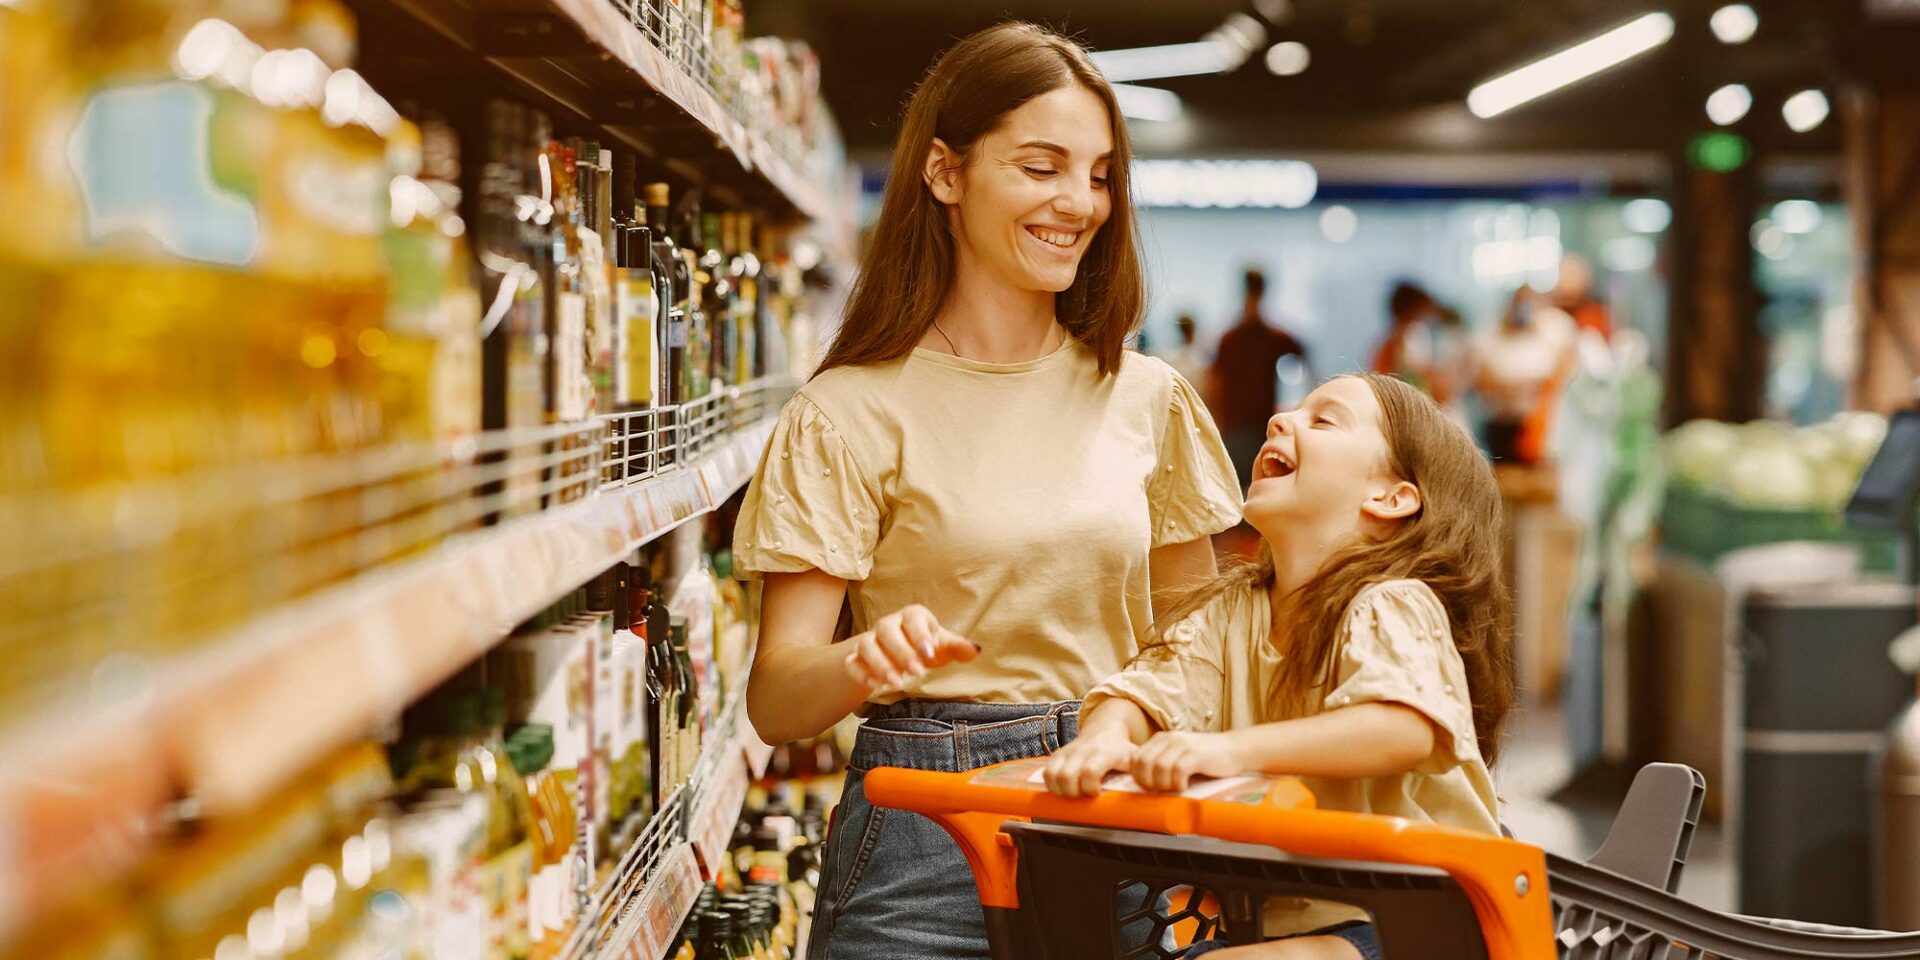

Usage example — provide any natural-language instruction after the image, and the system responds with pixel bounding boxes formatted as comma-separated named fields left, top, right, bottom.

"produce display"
left=1665, top=413, right=1887, bottom=510
left=1661, top=412, right=1896, bottom=567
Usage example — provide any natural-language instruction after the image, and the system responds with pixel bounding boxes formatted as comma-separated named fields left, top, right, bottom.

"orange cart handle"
left=864, top=759, right=1557, bottom=960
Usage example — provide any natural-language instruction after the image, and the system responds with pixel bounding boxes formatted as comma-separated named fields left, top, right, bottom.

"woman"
left=733, top=22, right=1241, bottom=959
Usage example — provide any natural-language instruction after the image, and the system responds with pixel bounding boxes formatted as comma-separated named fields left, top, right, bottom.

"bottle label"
left=616, top=270, right=657, bottom=406
left=482, top=841, right=532, bottom=960
left=555, top=292, right=589, bottom=420
left=668, top=310, right=688, bottom=348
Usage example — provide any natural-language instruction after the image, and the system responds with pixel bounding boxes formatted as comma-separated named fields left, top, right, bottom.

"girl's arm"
left=1130, top=703, right=1436, bottom=792
left=1045, top=697, right=1156, bottom=797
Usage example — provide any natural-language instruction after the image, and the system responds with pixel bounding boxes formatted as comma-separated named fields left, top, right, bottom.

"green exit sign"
left=1688, top=131, right=1751, bottom=172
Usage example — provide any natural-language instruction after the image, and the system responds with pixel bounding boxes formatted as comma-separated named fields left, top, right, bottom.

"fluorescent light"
left=1132, top=159, right=1318, bottom=209
left=1265, top=41, right=1311, bottom=76
left=1783, top=89, right=1830, bottom=132
left=1214, top=13, right=1268, bottom=56
left=1772, top=199, right=1823, bottom=234
left=1112, top=83, right=1183, bottom=122
left=1705, top=83, right=1751, bottom=125
left=1254, top=0, right=1295, bottom=25
left=1092, top=40, right=1236, bottom=83
left=1467, top=13, right=1675, bottom=119
left=1621, top=198, right=1672, bottom=233
left=1710, top=4, right=1758, bottom=44
left=1319, top=205, right=1357, bottom=242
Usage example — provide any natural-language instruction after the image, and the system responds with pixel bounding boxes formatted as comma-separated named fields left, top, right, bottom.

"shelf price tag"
left=607, top=842, right=701, bottom=960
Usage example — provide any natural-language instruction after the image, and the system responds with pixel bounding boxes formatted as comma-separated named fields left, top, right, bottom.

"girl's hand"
left=843, top=604, right=981, bottom=689
left=1044, top=728, right=1136, bottom=798
left=1130, top=731, right=1244, bottom=793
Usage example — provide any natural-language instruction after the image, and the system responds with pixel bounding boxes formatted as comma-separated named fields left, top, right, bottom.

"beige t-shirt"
left=1084, top=577, right=1500, bottom=934
left=733, top=340, right=1242, bottom=705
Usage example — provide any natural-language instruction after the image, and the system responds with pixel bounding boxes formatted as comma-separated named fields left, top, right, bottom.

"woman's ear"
left=1361, top=479, right=1422, bottom=522
left=924, top=138, right=962, bottom=205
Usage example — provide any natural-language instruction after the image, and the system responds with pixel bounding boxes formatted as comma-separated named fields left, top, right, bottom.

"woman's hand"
left=843, top=604, right=981, bottom=689
left=1044, top=727, right=1137, bottom=798
left=1130, top=730, right=1245, bottom=793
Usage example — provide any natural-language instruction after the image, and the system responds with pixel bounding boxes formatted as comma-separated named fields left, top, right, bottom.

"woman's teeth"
left=1028, top=227, right=1078, bottom=248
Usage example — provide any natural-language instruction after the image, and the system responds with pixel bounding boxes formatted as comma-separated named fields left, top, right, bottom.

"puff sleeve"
left=1148, top=371, right=1242, bottom=547
left=1083, top=596, right=1230, bottom=734
left=732, top=394, right=883, bottom=582
left=1321, top=581, right=1483, bottom=772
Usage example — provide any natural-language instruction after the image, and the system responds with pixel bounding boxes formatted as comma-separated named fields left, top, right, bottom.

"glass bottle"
left=700, top=210, right=731, bottom=390
left=642, top=183, right=686, bottom=411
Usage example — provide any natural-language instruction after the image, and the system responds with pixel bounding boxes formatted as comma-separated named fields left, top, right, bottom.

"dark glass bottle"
left=671, top=614, right=699, bottom=777
left=701, top=210, right=732, bottom=390
left=679, top=203, right=711, bottom=401
left=643, top=183, right=686, bottom=411
left=697, top=911, right=737, bottom=960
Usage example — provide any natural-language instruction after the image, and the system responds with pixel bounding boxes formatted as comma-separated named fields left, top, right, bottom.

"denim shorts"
left=1183, top=921, right=1383, bottom=960
left=805, top=700, right=1080, bottom=960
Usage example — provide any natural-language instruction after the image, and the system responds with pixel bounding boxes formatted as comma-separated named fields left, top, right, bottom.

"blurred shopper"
left=1372, top=281, right=1440, bottom=389
left=1552, top=253, right=1613, bottom=342
left=1164, top=312, right=1208, bottom=387
left=1209, top=268, right=1310, bottom=490
left=734, top=23, right=1241, bottom=960
left=1475, top=286, right=1576, bottom=464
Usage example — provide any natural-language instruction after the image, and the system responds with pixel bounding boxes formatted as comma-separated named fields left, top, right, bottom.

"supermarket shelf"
left=353, top=0, right=833, bottom=223
left=0, top=398, right=782, bottom=941
left=564, top=677, right=762, bottom=960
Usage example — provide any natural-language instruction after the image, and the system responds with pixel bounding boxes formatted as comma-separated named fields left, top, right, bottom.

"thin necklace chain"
left=931, top=320, right=1062, bottom=361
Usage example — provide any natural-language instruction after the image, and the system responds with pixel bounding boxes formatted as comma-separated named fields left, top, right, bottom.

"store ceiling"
left=750, top=0, right=1855, bottom=165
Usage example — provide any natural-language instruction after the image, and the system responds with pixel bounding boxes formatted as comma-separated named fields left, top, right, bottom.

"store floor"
left=1496, top=703, right=1735, bottom=913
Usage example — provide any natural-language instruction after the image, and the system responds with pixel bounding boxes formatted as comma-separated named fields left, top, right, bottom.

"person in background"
left=1165, top=313, right=1209, bottom=388
left=1371, top=282, right=1439, bottom=391
left=1475, top=285, right=1576, bottom=464
left=1208, top=268, right=1310, bottom=491
left=1552, top=254, right=1613, bottom=342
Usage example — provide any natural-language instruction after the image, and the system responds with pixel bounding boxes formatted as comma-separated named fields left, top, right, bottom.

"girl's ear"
left=1361, top=479, right=1422, bottom=522
left=925, top=138, right=963, bottom=205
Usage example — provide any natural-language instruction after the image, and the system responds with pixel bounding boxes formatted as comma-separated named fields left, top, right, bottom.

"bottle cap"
left=506, top=724, right=554, bottom=775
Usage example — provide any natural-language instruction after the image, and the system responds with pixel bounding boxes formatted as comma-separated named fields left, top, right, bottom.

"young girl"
left=1045, top=372, right=1514, bottom=960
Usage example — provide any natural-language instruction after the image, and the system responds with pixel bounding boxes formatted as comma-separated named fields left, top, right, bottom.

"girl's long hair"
left=815, top=22, right=1143, bottom=378
left=1156, top=374, right=1516, bottom=763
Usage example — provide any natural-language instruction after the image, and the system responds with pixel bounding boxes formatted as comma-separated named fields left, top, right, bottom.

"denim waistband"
left=849, top=700, right=1080, bottom=772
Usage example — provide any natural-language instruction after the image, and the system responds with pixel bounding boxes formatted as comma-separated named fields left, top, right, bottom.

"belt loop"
left=955, top=719, right=971, bottom=770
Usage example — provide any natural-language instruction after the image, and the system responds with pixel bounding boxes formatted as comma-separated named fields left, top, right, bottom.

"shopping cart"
left=863, top=758, right=1920, bottom=960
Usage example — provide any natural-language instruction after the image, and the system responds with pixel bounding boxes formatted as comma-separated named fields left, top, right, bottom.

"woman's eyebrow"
left=1015, top=139, right=1069, bottom=157
left=1014, top=140, right=1115, bottom=163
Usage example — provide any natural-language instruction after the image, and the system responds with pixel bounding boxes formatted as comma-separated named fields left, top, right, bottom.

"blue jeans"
left=805, top=700, right=1080, bottom=960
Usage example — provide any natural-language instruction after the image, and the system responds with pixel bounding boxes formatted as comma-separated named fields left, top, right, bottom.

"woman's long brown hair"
left=1154, top=374, right=1516, bottom=763
left=815, top=22, right=1144, bottom=378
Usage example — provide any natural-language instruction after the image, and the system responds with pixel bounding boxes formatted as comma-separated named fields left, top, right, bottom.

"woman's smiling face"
left=932, top=84, right=1114, bottom=294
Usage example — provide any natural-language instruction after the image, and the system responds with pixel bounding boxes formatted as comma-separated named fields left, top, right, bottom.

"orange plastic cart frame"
left=865, top=760, right=1557, bottom=960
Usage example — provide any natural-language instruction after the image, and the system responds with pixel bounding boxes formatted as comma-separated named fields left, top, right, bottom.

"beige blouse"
left=1084, top=578, right=1500, bottom=934
left=733, top=340, right=1242, bottom=705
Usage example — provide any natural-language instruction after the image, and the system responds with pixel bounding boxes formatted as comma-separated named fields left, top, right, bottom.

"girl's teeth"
left=1031, top=229, right=1075, bottom=247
